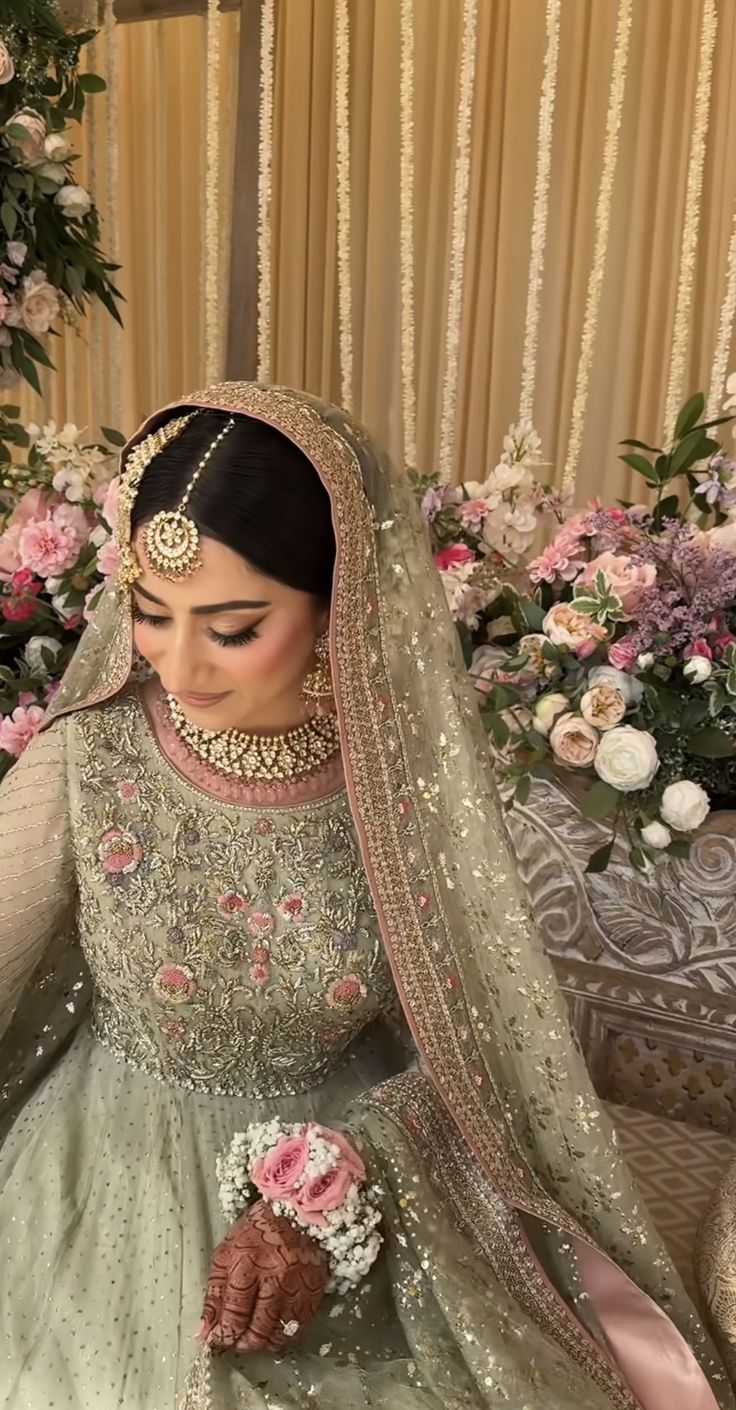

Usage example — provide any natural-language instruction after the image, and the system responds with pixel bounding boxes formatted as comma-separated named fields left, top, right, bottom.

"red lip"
left=175, top=691, right=231, bottom=708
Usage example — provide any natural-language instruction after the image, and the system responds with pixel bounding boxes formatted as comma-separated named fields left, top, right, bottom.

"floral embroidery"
left=181, top=827, right=200, bottom=848
left=254, top=817, right=274, bottom=836
left=152, top=963, right=197, bottom=1005
left=250, top=963, right=270, bottom=986
left=167, top=926, right=185, bottom=946
left=251, top=945, right=271, bottom=965
left=97, top=827, right=143, bottom=877
left=247, top=910, right=275, bottom=939
left=277, top=892, right=307, bottom=923
left=397, top=799, right=412, bottom=817
left=158, top=1016, right=186, bottom=1040
left=116, top=779, right=139, bottom=803
left=416, top=890, right=431, bottom=912
left=446, top=973, right=458, bottom=991
left=217, top=889, right=248, bottom=917
left=326, top=974, right=367, bottom=1009
left=336, top=931, right=358, bottom=952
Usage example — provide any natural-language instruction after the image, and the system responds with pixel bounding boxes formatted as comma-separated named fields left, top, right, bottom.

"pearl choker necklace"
left=166, top=695, right=340, bottom=782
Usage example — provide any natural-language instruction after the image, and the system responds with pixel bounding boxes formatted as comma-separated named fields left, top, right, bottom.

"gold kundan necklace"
left=166, top=694, right=340, bottom=782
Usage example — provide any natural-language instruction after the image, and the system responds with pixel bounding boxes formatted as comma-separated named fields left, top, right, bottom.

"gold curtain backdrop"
left=18, top=1, right=736, bottom=504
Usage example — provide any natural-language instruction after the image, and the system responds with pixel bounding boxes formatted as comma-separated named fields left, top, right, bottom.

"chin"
left=171, top=690, right=234, bottom=725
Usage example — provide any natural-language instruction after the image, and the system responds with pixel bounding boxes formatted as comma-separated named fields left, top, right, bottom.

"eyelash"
left=132, top=604, right=260, bottom=648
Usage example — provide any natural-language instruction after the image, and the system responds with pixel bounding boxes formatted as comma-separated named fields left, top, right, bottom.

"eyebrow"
left=134, top=583, right=270, bottom=615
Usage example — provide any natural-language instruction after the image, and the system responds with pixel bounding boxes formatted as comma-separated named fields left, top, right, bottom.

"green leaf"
left=657, top=495, right=681, bottom=522
left=101, top=426, right=126, bottom=447
left=520, top=598, right=546, bottom=632
left=620, top=438, right=661, bottom=454
left=686, top=725, right=734, bottom=758
left=580, top=781, right=621, bottom=820
left=620, top=452, right=654, bottom=479
left=17, top=331, right=55, bottom=369
left=666, top=839, right=691, bottom=859
left=670, top=430, right=710, bottom=477
left=514, top=774, right=531, bottom=807
left=630, top=846, right=650, bottom=874
left=491, top=683, right=522, bottom=710
left=79, top=73, right=107, bottom=94
left=1, top=201, right=16, bottom=239
left=682, top=698, right=709, bottom=730
left=674, top=392, right=705, bottom=440
left=726, top=670, right=736, bottom=698
left=529, top=762, right=555, bottom=782
left=586, top=839, right=615, bottom=874
left=489, top=713, right=510, bottom=749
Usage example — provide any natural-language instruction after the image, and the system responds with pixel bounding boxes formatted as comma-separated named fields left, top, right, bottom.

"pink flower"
left=434, top=544, right=475, bottom=572
left=217, top=889, right=248, bottom=916
left=100, top=477, right=120, bottom=532
left=528, top=541, right=585, bottom=586
left=683, top=637, right=713, bottom=662
left=43, top=679, right=61, bottom=703
left=97, top=826, right=143, bottom=876
left=458, top=498, right=490, bottom=531
left=714, top=633, right=736, bottom=659
left=11, top=567, right=39, bottom=595
left=249, top=963, right=271, bottom=985
left=469, top=644, right=538, bottom=697
left=152, top=962, right=196, bottom=1004
left=19, top=518, right=80, bottom=578
left=251, top=945, right=270, bottom=964
left=0, top=488, right=52, bottom=579
left=252, top=1132, right=310, bottom=1202
left=1, top=594, right=38, bottom=622
left=277, top=893, right=307, bottom=922
left=116, top=779, right=139, bottom=802
left=0, top=290, right=9, bottom=323
left=608, top=636, right=639, bottom=671
left=326, top=974, right=367, bottom=1009
left=247, top=910, right=275, bottom=939
left=0, top=704, right=45, bottom=757
left=578, top=552, right=657, bottom=619
left=307, top=1124, right=366, bottom=1182
left=543, top=603, right=608, bottom=659
left=292, top=1164, right=354, bottom=1229
left=549, top=713, right=599, bottom=768
left=97, top=538, right=119, bottom=579
left=17, top=691, right=36, bottom=707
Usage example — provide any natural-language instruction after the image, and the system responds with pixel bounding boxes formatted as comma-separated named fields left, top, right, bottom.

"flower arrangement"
left=217, top=1120, right=383, bottom=1294
left=459, top=384, right=736, bottom=872
left=418, top=421, right=569, bottom=650
left=0, top=416, right=123, bottom=778
left=0, top=0, right=121, bottom=399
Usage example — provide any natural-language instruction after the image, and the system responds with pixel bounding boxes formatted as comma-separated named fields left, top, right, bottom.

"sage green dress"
left=0, top=692, right=625, bottom=1410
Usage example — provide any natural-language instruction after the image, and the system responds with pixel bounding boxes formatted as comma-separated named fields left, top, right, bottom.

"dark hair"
left=130, top=409, right=336, bottom=600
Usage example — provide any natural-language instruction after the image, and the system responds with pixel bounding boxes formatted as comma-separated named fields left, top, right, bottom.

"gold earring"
left=302, top=633, right=334, bottom=715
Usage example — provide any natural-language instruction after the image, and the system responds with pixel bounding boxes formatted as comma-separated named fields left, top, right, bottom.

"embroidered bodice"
left=65, top=693, right=395, bottom=1097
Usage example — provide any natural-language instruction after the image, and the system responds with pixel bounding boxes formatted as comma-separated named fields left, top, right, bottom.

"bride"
left=0, top=382, right=730, bottom=1410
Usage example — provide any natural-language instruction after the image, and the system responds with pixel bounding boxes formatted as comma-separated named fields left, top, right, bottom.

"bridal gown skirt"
left=0, top=1024, right=620, bottom=1410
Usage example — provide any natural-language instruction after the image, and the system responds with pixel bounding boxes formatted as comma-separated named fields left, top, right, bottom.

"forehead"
left=132, top=531, right=284, bottom=606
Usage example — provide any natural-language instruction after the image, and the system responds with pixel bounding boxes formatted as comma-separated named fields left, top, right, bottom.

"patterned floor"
left=612, top=1103, right=736, bottom=1296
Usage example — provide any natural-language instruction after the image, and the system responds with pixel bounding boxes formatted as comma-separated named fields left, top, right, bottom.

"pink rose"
left=434, top=544, right=475, bottom=572
left=0, top=488, right=52, bottom=579
left=683, top=637, right=713, bottom=662
left=252, top=1132, right=310, bottom=1202
left=97, top=538, right=119, bottom=579
left=307, top=1125, right=366, bottom=1182
left=578, top=552, right=656, bottom=619
left=549, top=713, right=599, bottom=768
left=19, top=519, right=79, bottom=578
left=543, top=603, right=608, bottom=659
left=101, top=476, right=120, bottom=532
left=292, top=1163, right=354, bottom=1229
left=579, top=683, right=627, bottom=732
left=52, top=502, right=88, bottom=550
left=0, top=704, right=46, bottom=758
left=8, top=109, right=46, bottom=166
left=1, top=595, right=38, bottom=622
left=714, top=633, right=736, bottom=659
left=608, top=636, right=638, bottom=671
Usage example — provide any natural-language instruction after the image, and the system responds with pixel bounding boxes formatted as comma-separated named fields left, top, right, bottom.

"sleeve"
left=0, top=723, right=76, bottom=1035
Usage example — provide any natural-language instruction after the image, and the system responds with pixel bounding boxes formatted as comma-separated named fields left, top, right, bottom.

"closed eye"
left=132, top=603, right=260, bottom=647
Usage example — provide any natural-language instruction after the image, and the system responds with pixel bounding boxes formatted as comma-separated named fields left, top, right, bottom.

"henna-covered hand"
left=200, top=1200, right=329, bottom=1354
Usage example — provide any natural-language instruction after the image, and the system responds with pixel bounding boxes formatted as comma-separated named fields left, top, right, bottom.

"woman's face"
left=131, top=530, right=328, bottom=732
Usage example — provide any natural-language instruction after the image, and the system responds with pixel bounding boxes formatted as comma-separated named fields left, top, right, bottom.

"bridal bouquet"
left=465, top=386, right=736, bottom=873
left=0, top=416, right=123, bottom=778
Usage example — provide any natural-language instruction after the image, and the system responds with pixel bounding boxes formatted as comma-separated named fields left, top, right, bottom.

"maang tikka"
left=116, top=412, right=237, bottom=587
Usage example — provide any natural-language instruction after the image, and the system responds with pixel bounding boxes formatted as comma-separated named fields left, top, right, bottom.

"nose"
left=157, top=622, right=211, bottom=695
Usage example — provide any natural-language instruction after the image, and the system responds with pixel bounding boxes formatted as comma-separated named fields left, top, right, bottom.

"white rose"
left=660, top=781, right=710, bottom=833
left=580, top=683, right=627, bottom=731
left=588, top=663, right=643, bottom=706
left=683, top=655, right=713, bottom=684
left=640, top=820, right=671, bottom=850
left=533, top=692, right=570, bottom=736
left=19, top=270, right=60, bottom=335
left=593, top=726, right=659, bottom=792
left=7, top=241, right=26, bottom=268
left=23, top=636, right=62, bottom=676
left=0, top=39, right=14, bottom=85
left=43, top=132, right=70, bottom=162
left=636, top=652, right=655, bottom=670
left=35, top=160, right=67, bottom=187
left=55, top=184, right=92, bottom=220
left=8, top=109, right=46, bottom=166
